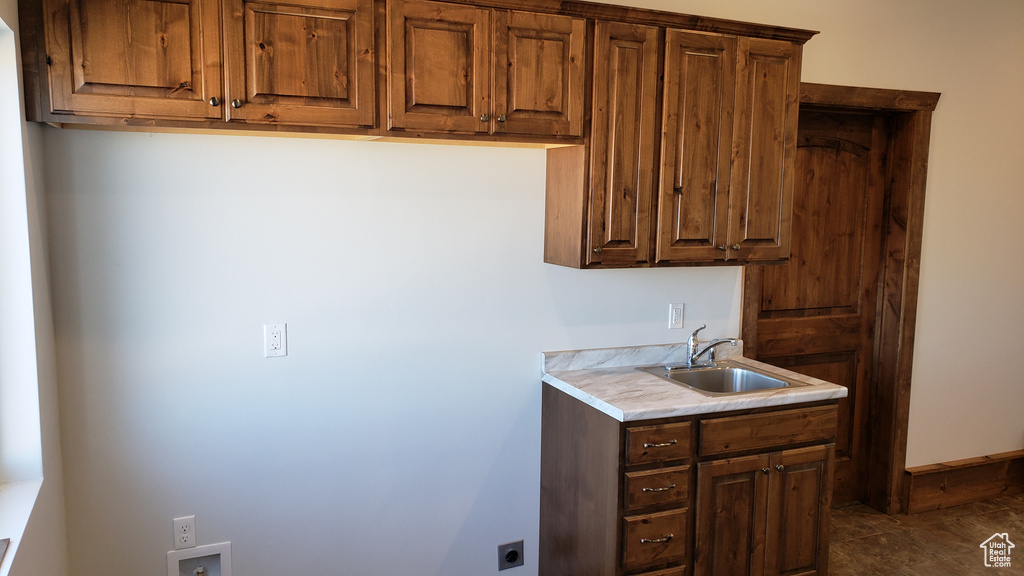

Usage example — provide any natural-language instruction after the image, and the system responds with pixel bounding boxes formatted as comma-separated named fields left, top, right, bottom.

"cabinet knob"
left=673, top=186, right=683, bottom=195
left=498, top=114, right=506, bottom=123
left=593, top=246, right=602, bottom=254
left=761, top=467, right=770, bottom=475
left=231, top=99, right=243, bottom=109
left=732, top=244, right=741, bottom=250
left=776, top=464, right=785, bottom=472
left=716, top=245, right=726, bottom=251
left=209, top=97, right=221, bottom=107
left=480, top=113, right=489, bottom=122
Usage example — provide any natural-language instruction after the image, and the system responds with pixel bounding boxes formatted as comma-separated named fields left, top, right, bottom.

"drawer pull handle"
left=643, top=439, right=677, bottom=448
left=641, top=484, right=676, bottom=493
left=640, top=534, right=674, bottom=544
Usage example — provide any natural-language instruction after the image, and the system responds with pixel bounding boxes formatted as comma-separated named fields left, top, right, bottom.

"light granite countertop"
left=542, top=342, right=847, bottom=422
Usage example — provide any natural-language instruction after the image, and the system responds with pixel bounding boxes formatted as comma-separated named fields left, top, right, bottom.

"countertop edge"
left=542, top=373, right=626, bottom=421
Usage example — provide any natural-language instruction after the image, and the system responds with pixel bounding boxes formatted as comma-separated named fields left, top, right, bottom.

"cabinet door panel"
left=387, top=0, right=490, bottom=133
left=695, top=454, right=769, bottom=576
left=223, top=0, right=375, bottom=127
left=656, top=30, right=735, bottom=263
left=765, top=445, right=833, bottom=576
left=492, top=11, right=584, bottom=137
left=44, top=0, right=222, bottom=118
left=587, top=21, right=659, bottom=266
left=729, top=38, right=800, bottom=261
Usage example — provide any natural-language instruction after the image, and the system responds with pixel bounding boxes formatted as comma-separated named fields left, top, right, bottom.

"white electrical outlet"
left=668, top=303, right=685, bottom=329
left=173, top=515, right=196, bottom=550
left=264, top=323, right=287, bottom=357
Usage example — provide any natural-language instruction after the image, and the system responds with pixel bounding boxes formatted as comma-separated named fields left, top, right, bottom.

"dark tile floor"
left=829, top=493, right=1024, bottom=575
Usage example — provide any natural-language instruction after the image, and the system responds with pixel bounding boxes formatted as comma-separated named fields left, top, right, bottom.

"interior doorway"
left=741, top=83, right=939, bottom=513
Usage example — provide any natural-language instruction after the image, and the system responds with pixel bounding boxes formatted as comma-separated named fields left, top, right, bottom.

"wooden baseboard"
left=903, top=450, right=1024, bottom=514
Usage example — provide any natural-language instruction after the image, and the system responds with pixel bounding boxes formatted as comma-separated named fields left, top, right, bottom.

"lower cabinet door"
left=622, top=508, right=689, bottom=571
left=694, top=454, right=770, bottom=576
left=764, top=444, right=834, bottom=576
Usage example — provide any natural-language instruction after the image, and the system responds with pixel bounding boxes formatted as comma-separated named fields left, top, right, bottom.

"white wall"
left=45, top=131, right=741, bottom=575
left=1, top=0, right=69, bottom=574
left=37, top=0, right=1024, bottom=575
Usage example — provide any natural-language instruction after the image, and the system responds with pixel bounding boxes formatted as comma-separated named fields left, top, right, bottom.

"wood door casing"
left=744, top=110, right=889, bottom=507
left=764, top=445, right=834, bottom=576
left=655, top=29, right=735, bottom=264
left=586, top=21, right=659, bottom=266
left=492, top=10, right=584, bottom=137
left=694, top=454, right=769, bottom=576
left=728, top=38, right=800, bottom=261
left=223, top=0, right=375, bottom=127
left=387, top=0, right=490, bottom=133
left=43, top=0, right=223, bottom=119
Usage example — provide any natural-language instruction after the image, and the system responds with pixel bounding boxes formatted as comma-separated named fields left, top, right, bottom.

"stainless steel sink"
left=638, top=361, right=809, bottom=396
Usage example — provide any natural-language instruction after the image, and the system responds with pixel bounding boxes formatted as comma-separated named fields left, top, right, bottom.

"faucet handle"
left=689, top=324, right=707, bottom=343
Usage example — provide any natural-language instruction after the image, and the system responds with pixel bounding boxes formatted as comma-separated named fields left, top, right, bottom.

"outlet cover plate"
left=173, top=515, right=195, bottom=550
left=668, top=303, right=684, bottom=329
left=264, top=323, right=287, bottom=357
left=498, top=540, right=524, bottom=570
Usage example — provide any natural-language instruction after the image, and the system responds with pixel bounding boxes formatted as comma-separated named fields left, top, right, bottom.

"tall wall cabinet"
left=543, top=28, right=802, bottom=268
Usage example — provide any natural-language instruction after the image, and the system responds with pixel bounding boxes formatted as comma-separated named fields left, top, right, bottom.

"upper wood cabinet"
left=29, top=0, right=376, bottom=127
left=655, top=30, right=735, bottom=263
left=38, top=0, right=224, bottom=120
left=386, top=0, right=585, bottom=138
left=223, top=0, right=376, bottom=127
left=25, top=0, right=812, bottom=267
left=655, top=31, right=801, bottom=264
left=544, top=27, right=803, bottom=267
left=583, top=21, right=659, bottom=267
left=727, top=38, right=800, bottom=262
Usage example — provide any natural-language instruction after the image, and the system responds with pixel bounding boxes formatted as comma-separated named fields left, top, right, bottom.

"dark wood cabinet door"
left=586, top=21, right=659, bottom=266
left=386, top=0, right=490, bottom=133
left=656, top=29, right=736, bottom=263
left=727, top=38, right=800, bottom=261
left=42, top=0, right=223, bottom=119
left=491, top=10, right=584, bottom=137
left=223, top=0, right=375, bottom=127
left=764, top=445, right=834, bottom=576
left=694, top=454, right=769, bottom=576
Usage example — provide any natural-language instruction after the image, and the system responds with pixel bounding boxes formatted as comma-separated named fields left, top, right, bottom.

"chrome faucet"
left=686, top=324, right=739, bottom=366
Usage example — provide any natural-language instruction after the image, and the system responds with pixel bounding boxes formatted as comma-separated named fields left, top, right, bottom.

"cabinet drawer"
left=699, top=405, right=837, bottom=456
left=622, top=508, right=688, bottom=570
left=624, top=466, right=690, bottom=510
left=626, top=422, right=692, bottom=465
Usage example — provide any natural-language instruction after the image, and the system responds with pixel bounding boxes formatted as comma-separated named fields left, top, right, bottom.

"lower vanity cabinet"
left=539, top=385, right=837, bottom=576
left=694, top=444, right=834, bottom=576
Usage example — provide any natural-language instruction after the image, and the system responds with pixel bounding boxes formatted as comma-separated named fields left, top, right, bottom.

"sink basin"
left=638, top=361, right=809, bottom=396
